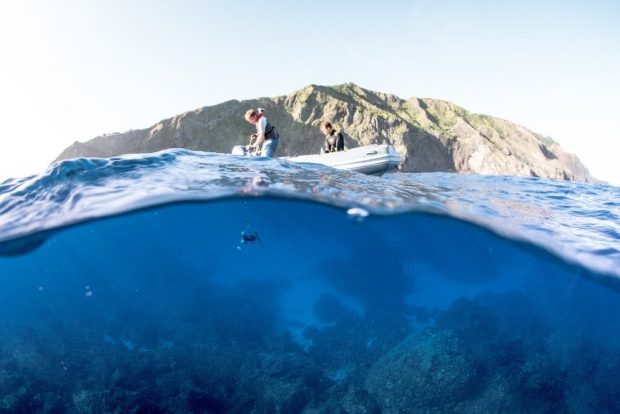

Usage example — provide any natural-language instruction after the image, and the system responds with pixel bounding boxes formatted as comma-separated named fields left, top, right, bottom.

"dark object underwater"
left=240, top=229, right=261, bottom=245
left=0, top=233, right=48, bottom=256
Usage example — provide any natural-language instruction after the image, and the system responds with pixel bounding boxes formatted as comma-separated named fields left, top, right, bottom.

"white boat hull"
left=232, top=144, right=401, bottom=175
left=284, top=144, right=401, bottom=175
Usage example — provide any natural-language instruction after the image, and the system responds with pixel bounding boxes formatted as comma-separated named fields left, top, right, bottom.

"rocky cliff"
left=55, top=83, right=595, bottom=181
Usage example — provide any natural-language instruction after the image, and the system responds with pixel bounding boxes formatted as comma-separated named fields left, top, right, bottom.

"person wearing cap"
left=244, top=108, right=280, bottom=157
left=320, top=121, right=345, bottom=153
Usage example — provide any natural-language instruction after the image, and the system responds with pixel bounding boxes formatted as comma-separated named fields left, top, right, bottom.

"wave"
left=1, top=148, right=619, bottom=278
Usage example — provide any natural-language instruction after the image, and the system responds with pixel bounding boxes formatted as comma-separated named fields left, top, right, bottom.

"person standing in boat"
left=244, top=108, right=280, bottom=157
left=320, top=121, right=345, bottom=153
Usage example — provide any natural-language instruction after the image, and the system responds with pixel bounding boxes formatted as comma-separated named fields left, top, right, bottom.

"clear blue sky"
left=1, top=0, right=618, bottom=183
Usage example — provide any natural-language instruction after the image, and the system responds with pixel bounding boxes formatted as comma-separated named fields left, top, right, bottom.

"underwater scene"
left=1, top=149, right=620, bottom=413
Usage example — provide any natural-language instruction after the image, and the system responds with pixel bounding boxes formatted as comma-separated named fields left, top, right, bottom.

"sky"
left=0, top=0, right=618, bottom=184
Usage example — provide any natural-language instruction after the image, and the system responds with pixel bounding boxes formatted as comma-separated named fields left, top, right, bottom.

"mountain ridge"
left=55, top=83, right=595, bottom=182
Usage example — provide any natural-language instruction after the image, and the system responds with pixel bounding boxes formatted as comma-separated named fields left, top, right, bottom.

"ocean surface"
left=1, top=148, right=619, bottom=413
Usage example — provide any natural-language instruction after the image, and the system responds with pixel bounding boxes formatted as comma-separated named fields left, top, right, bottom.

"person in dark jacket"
left=320, top=121, right=344, bottom=153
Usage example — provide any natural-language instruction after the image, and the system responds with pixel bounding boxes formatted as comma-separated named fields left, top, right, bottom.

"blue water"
left=1, top=149, right=619, bottom=413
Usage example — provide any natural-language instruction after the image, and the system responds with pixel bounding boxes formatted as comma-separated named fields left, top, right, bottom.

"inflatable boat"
left=232, top=144, right=401, bottom=175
